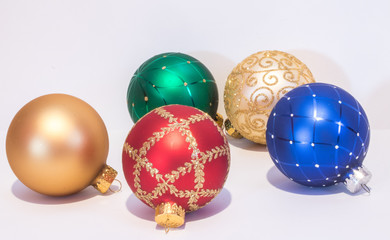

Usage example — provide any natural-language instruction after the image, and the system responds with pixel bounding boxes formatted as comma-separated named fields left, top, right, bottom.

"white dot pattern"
left=266, top=83, right=370, bottom=187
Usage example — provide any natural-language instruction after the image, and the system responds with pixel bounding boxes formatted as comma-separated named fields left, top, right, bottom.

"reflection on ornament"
left=266, top=83, right=371, bottom=193
left=6, top=94, right=117, bottom=196
left=224, top=50, right=315, bottom=144
left=122, top=105, right=230, bottom=229
left=127, top=52, right=221, bottom=126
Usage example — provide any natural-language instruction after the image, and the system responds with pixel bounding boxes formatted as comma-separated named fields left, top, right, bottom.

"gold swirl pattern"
left=224, top=50, right=315, bottom=144
left=249, top=87, right=274, bottom=110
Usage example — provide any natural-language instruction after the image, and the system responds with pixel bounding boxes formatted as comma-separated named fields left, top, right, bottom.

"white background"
left=0, top=0, right=389, bottom=239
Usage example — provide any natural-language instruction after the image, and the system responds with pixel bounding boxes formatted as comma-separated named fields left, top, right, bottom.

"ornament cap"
left=214, top=113, right=224, bottom=128
left=344, top=165, right=372, bottom=193
left=155, top=202, right=185, bottom=230
left=91, top=164, right=118, bottom=193
left=224, top=118, right=243, bottom=139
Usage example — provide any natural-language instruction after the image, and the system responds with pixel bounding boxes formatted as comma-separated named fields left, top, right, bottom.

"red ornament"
left=122, top=105, right=230, bottom=229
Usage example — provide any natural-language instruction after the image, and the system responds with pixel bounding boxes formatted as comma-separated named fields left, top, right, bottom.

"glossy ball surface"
left=127, top=52, right=219, bottom=123
left=266, top=83, right=370, bottom=187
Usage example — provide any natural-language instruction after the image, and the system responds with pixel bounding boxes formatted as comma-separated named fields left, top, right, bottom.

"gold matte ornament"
left=224, top=50, right=315, bottom=144
left=6, top=94, right=116, bottom=196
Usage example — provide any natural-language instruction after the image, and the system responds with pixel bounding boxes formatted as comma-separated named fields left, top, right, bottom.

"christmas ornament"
left=127, top=52, right=222, bottom=126
left=6, top=94, right=117, bottom=196
left=224, top=50, right=315, bottom=144
left=122, top=105, right=230, bottom=229
left=266, top=83, right=371, bottom=193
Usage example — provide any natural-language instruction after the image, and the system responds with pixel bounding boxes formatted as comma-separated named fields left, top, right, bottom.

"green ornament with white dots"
left=127, top=52, right=219, bottom=123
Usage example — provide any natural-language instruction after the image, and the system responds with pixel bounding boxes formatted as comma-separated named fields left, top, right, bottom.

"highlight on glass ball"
left=224, top=50, right=315, bottom=144
left=122, top=104, right=230, bottom=230
left=266, top=83, right=371, bottom=193
left=127, top=52, right=223, bottom=127
left=6, top=94, right=118, bottom=196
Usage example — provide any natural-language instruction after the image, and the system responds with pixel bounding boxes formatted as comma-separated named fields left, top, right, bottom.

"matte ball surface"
left=122, top=105, right=230, bottom=212
left=6, top=94, right=109, bottom=196
left=127, top=52, right=219, bottom=123
left=266, top=83, right=370, bottom=187
left=224, top=50, right=315, bottom=144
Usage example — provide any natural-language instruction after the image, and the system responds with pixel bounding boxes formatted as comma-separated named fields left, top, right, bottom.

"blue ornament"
left=266, top=83, right=371, bottom=193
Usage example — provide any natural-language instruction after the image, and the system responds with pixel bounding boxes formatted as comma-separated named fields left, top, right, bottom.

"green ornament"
left=127, top=52, right=219, bottom=123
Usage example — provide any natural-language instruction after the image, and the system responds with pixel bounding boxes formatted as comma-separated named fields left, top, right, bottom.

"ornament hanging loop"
left=109, top=179, right=122, bottom=193
left=361, top=183, right=371, bottom=194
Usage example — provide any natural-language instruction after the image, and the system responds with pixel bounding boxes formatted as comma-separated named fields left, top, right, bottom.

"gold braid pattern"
left=123, top=107, right=230, bottom=212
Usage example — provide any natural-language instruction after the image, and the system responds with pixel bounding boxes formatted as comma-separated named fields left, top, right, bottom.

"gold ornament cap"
left=155, top=202, right=185, bottom=230
left=214, top=113, right=224, bottom=128
left=91, top=164, right=118, bottom=193
left=224, top=118, right=243, bottom=139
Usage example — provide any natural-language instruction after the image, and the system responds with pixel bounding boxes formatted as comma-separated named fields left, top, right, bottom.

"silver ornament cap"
left=344, top=165, right=372, bottom=193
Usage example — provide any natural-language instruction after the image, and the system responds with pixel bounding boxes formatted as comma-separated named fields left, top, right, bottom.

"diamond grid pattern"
left=266, top=83, right=370, bottom=187
left=127, top=53, right=218, bottom=122
left=123, top=105, right=230, bottom=211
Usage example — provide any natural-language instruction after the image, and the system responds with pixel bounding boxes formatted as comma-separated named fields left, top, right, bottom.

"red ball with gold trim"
left=122, top=105, right=230, bottom=229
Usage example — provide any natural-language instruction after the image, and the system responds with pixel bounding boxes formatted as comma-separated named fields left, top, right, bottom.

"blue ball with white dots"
left=266, top=83, right=371, bottom=190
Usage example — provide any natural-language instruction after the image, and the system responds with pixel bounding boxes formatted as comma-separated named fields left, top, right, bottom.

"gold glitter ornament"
left=224, top=50, right=315, bottom=144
